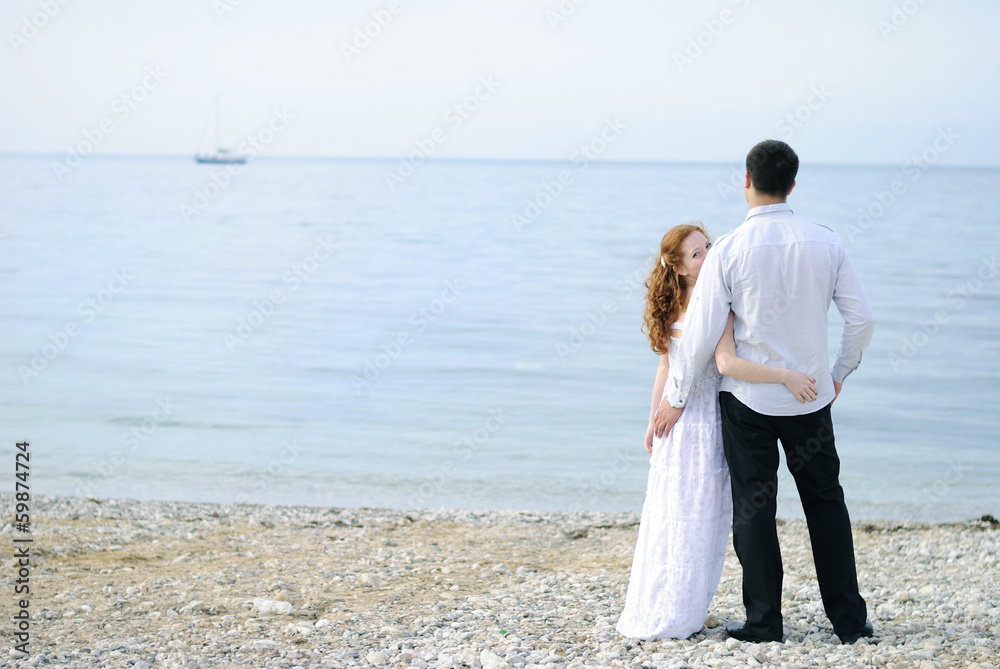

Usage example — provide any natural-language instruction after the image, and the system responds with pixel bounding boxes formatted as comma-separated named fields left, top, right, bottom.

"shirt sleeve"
left=665, top=247, right=732, bottom=408
left=830, top=246, right=876, bottom=383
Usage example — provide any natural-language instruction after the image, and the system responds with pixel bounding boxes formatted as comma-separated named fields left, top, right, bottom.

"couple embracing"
left=617, top=140, right=876, bottom=644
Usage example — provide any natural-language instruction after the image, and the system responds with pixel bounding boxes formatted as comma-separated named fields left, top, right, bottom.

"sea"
left=2, top=154, right=998, bottom=522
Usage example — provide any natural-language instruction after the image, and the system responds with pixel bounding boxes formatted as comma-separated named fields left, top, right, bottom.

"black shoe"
left=838, top=620, right=874, bottom=644
left=725, top=622, right=784, bottom=643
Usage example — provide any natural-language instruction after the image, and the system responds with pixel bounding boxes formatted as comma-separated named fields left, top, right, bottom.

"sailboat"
left=195, top=94, right=248, bottom=164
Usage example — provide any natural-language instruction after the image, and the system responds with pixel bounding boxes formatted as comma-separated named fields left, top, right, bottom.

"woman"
left=616, top=223, right=817, bottom=640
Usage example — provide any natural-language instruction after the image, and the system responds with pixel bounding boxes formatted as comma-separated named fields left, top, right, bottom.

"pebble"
left=178, top=599, right=204, bottom=614
left=2, top=493, right=996, bottom=669
left=366, top=650, right=388, bottom=664
left=252, top=597, right=293, bottom=614
left=482, top=648, right=511, bottom=669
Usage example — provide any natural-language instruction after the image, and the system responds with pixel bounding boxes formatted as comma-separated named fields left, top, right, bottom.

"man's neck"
left=746, top=194, right=787, bottom=210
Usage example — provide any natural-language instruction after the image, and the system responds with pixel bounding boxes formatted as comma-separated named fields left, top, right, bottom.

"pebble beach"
left=1, top=494, right=997, bottom=669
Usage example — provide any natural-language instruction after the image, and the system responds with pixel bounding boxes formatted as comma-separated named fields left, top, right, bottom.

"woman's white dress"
left=616, top=324, right=733, bottom=640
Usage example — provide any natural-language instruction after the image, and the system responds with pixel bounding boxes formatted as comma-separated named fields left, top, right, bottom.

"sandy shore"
left=1, top=495, right=997, bottom=669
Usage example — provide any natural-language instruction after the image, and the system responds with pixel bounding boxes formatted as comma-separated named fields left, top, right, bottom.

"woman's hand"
left=783, top=370, right=818, bottom=403
left=644, top=421, right=655, bottom=454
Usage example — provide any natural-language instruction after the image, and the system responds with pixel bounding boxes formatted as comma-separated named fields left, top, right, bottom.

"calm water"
left=1, top=155, right=998, bottom=521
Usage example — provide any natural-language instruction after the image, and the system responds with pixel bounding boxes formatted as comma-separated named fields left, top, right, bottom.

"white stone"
left=179, top=600, right=203, bottom=614
left=252, top=597, right=293, bottom=615
left=482, top=648, right=511, bottom=669
left=367, top=650, right=389, bottom=665
left=360, top=573, right=386, bottom=587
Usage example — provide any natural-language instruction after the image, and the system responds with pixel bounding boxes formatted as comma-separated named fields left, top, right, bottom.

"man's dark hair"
left=746, top=140, right=798, bottom=196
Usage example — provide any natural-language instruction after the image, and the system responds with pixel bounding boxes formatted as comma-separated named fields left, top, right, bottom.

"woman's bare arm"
left=644, top=353, right=670, bottom=453
left=714, top=312, right=818, bottom=402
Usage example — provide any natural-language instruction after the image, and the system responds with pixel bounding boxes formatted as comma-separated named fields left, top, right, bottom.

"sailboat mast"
left=195, top=93, right=246, bottom=163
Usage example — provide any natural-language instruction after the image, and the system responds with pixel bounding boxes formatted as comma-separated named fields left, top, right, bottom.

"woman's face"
left=678, top=231, right=712, bottom=282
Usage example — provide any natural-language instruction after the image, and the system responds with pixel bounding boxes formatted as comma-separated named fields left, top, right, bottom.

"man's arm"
left=664, top=246, right=732, bottom=409
left=830, top=246, right=875, bottom=384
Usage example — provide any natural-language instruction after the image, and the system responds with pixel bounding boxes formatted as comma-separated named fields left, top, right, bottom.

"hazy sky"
left=2, top=0, right=998, bottom=165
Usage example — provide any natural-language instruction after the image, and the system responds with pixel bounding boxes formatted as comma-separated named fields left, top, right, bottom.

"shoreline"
left=1, top=494, right=997, bottom=668
left=17, top=489, right=999, bottom=526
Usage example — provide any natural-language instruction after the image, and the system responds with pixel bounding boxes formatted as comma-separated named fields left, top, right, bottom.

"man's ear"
left=744, top=171, right=752, bottom=189
left=787, top=180, right=796, bottom=196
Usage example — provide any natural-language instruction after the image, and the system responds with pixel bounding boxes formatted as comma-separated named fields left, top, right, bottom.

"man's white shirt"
left=666, top=203, right=875, bottom=416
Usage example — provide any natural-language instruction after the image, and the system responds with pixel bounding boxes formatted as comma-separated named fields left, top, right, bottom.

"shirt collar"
left=745, top=202, right=793, bottom=220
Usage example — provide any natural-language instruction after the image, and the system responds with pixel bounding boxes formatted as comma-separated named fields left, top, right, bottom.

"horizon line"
left=1, top=151, right=997, bottom=171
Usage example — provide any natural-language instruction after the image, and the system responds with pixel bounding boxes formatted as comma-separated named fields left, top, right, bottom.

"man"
left=654, top=140, right=875, bottom=643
